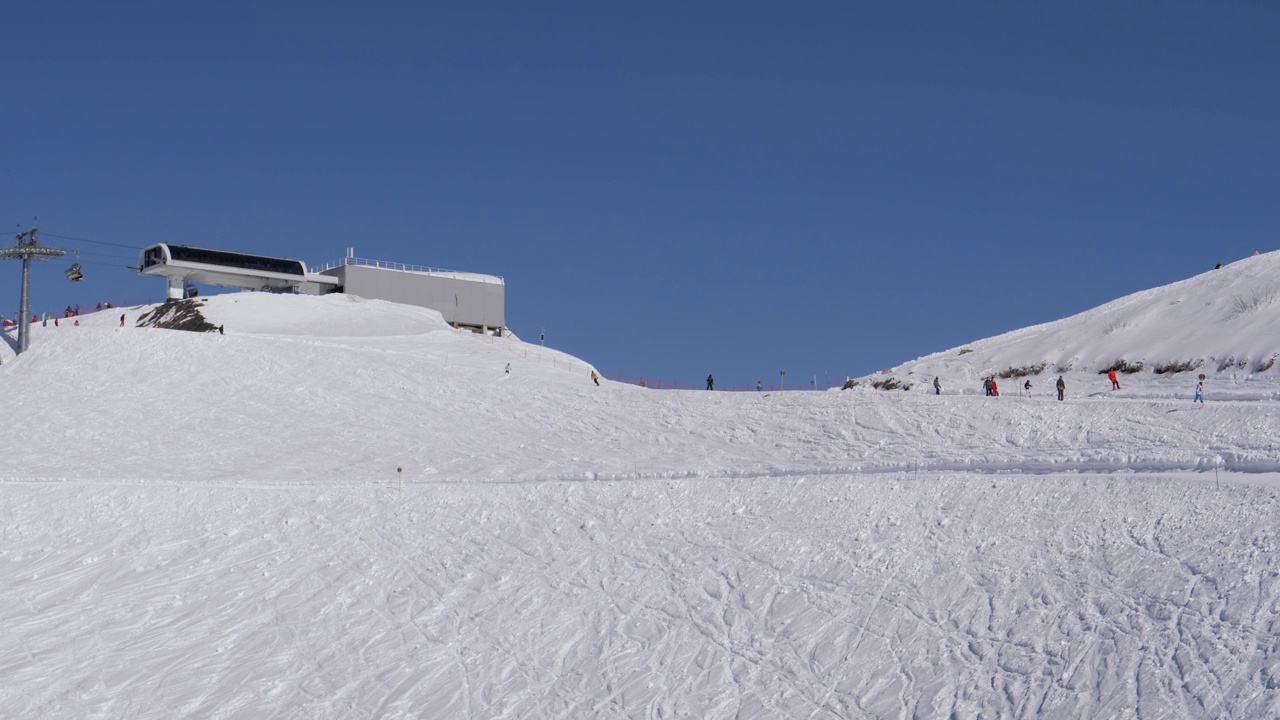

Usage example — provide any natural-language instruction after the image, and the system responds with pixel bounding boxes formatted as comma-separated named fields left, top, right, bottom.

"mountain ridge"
left=864, top=250, right=1280, bottom=390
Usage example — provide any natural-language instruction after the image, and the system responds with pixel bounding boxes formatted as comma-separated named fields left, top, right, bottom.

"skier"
left=982, top=377, right=991, bottom=396
left=504, top=363, right=511, bottom=375
left=1108, top=369, right=1120, bottom=390
left=590, top=370, right=600, bottom=386
left=990, top=378, right=999, bottom=397
left=1024, top=379, right=1032, bottom=397
left=933, top=376, right=941, bottom=395
left=706, top=374, right=714, bottom=391
left=1194, top=379, right=1204, bottom=405
left=119, top=313, right=126, bottom=328
left=1056, top=375, right=1065, bottom=401
left=756, top=380, right=763, bottom=392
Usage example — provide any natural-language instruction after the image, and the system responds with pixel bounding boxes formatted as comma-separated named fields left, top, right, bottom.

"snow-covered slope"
left=2, top=290, right=1279, bottom=718
left=868, top=251, right=1280, bottom=394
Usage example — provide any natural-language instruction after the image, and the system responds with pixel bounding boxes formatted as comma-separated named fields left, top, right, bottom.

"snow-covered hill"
left=2, top=285, right=1279, bottom=718
left=867, top=251, right=1280, bottom=395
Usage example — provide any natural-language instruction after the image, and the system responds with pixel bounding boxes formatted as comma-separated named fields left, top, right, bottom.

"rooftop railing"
left=310, top=256, right=503, bottom=283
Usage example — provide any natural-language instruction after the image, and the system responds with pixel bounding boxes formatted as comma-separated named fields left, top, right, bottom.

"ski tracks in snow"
left=5, top=473, right=1280, bottom=718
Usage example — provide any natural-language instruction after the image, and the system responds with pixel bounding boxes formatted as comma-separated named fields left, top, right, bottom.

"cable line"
left=39, top=232, right=141, bottom=251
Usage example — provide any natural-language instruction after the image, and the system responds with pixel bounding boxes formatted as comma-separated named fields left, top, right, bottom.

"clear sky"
left=3, top=2, right=1277, bottom=389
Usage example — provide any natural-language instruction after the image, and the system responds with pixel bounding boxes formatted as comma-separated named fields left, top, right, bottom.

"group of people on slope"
left=972, top=374, right=1067, bottom=400
left=981, top=376, right=1000, bottom=397
left=964, top=370, right=1200, bottom=403
left=593, top=368, right=1204, bottom=404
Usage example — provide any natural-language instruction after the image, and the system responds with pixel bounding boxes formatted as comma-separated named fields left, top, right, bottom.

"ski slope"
left=2, top=278, right=1279, bottom=718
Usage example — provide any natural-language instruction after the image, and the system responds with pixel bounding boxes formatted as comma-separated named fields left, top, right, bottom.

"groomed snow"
left=2, top=277, right=1279, bottom=718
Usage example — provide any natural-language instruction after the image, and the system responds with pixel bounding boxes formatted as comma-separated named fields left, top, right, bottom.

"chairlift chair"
left=65, top=263, right=83, bottom=282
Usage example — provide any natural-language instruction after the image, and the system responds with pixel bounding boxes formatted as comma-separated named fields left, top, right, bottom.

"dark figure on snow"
left=706, top=374, right=714, bottom=391
left=119, top=313, right=126, bottom=328
left=757, top=380, right=763, bottom=392
left=983, top=377, right=992, bottom=396
left=1108, top=369, right=1120, bottom=390
left=933, top=376, right=941, bottom=395
left=1024, top=379, right=1032, bottom=397
left=1056, top=375, right=1065, bottom=401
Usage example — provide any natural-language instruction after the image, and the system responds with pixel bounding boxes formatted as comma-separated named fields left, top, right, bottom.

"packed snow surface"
left=3, top=267, right=1280, bottom=718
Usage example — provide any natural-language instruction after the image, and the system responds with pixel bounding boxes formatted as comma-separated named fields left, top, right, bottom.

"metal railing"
left=309, top=256, right=504, bottom=283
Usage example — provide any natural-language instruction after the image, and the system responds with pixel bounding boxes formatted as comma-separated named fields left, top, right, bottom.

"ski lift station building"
left=137, top=244, right=506, bottom=334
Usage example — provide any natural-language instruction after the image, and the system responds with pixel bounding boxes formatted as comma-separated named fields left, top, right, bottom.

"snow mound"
left=198, top=291, right=456, bottom=338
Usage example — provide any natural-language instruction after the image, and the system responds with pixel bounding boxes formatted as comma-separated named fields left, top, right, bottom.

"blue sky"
left=3, top=2, right=1277, bottom=389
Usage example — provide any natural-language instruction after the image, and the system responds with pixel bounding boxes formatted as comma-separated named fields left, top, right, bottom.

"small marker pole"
left=397, top=467, right=403, bottom=491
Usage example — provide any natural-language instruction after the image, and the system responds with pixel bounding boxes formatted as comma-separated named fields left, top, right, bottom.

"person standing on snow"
left=1108, top=369, right=1120, bottom=390
left=933, top=376, right=941, bottom=395
left=990, top=378, right=999, bottom=397
left=756, top=380, right=763, bottom=392
left=119, top=313, right=126, bottom=327
left=706, top=374, right=714, bottom=391
left=1024, top=379, right=1032, bottom=397
left=1056, top=375, right=1065, bottom=401
left=590, top=370, right=600, bottom=386
left=1194, top=378, right=1204, bottom=405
